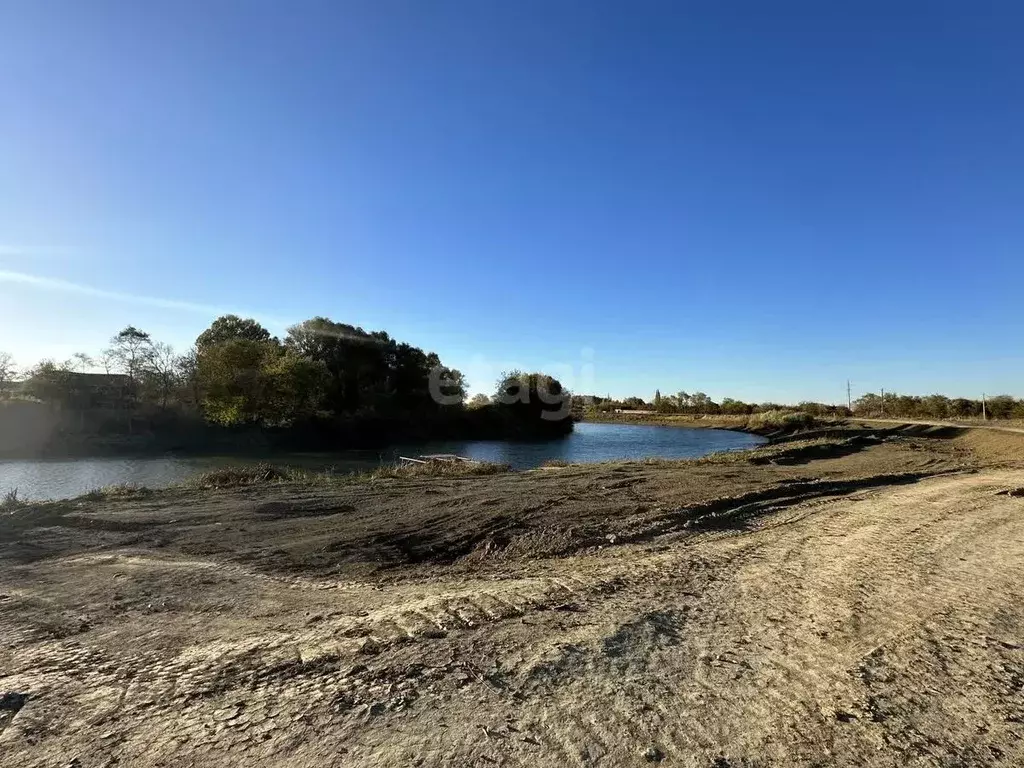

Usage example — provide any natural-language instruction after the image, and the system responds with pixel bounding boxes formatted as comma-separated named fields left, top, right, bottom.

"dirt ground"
left=2, top=425, right=1023, bottom=766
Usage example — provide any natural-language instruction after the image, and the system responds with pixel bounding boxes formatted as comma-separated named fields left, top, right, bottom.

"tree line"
left=0, top=316, right=572, bottom=451
left=578, top=391, right=852, bottom=418
left=579, top=389, right=1024, bottom=421
left=850, top=392, right=1024, bottom=420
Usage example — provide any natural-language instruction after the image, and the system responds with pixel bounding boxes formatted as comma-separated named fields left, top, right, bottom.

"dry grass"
left=746, top=410, right=817, bottom=431
left=183, top=463, right=316, bottom=489
left=1, top=487, right=26, bottom=512
left=367, top=460, right=511, bottom=480
left=182, top=459, right=512, bottom=490
left=587, top=413, right=751, bottom=430
left=79, top=483, right=153, bottom=501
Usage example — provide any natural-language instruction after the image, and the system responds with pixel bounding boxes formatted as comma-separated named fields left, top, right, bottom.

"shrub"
left=184, top=463, right=305, bottom=489
left=1, top=488, right=25, bottom=512
left=747, top=410, right=817, bottom=431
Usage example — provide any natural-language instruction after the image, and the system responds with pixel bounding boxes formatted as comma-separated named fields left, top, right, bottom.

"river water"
left=0, top=422, right=765, bottom=500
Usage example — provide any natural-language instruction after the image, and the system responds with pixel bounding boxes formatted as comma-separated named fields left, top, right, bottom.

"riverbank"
left=0, top=422, right=764, bottom=500
left=0, top=401, right=575, bottom=461
left=583, top=411, right=751, bottom=430
left=583, top=410, right=839, bottom=439
left=585, top=410, right=1024, bottom=440
left=3, top=423, right=1023, bottom=765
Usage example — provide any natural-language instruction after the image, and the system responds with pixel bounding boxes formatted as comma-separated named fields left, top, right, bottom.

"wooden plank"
left=398, top=456, right=429, bottom=464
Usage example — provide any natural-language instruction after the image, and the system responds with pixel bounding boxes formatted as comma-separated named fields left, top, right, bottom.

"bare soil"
left=2, top=426, right=1023, bottom=766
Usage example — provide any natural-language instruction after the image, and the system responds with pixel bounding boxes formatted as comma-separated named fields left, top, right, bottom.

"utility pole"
left=982, top=393, right=988, bottom=421
left=847, top=380, right=852, bottom=411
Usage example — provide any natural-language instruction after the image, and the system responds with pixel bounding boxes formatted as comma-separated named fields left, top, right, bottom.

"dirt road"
left=2, top=433, right=1023, bottom=766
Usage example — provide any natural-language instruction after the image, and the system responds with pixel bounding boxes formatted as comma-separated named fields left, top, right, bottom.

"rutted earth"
left=1, top=426, right=1023, bottom=766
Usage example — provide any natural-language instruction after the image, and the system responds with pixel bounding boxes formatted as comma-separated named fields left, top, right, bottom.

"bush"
left=747, top=410, right=817, bottom=431
left=486, top=371, right=574, bottom=439
left=1, top=488, right=25, bottom=512
left=184, top=463, right=305, bottom=489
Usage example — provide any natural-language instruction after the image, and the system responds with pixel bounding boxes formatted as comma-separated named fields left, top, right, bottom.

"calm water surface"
left=0, top=422, right=765, bottom=500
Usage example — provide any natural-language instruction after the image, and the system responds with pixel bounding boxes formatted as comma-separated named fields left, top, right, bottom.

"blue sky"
left=2, top=1, right=1022, bottom=402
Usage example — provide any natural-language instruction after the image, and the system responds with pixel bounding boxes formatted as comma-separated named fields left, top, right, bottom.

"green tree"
left=197, top=338, right=275, bottom=426
left=430, top=363, right=466, bottom=406
left=286, top=317, right=392, bottom=413
left=689, top=392, right=717, bottom=413
left=494, top=370, right=572, bottom=432
left=720, top=397, right=751, bottom=415
left=285, top=317, right=463, bottom=414
left=260, top=352, right=330, bottom=425
left=196, top=315, right=272, bottom=350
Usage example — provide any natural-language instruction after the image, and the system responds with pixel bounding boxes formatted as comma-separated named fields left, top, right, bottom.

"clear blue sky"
left=2, top=1, right=1022, bottom=402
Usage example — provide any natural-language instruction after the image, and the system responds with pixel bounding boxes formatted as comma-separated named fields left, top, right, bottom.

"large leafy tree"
left=493, top=370, right=572, bottom=435
left=196, top=337, right=279, bottom=426
left=261, top=352, right=330, bottom=425
left=285, top=317, right=465, bottom=415
left=285, top=318, right=389, bottom=413
left=196, top=315, right=272, bottom=350
left=194, top=316, right=331, bottom=426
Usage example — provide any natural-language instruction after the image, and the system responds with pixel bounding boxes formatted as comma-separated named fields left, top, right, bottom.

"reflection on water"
left=0, top=422, right=765, bottom=500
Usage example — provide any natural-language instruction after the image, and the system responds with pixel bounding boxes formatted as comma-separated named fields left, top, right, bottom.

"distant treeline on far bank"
left=0, top=316, right=571, bottom=458
left=577, top=389, right=1024, bottom=421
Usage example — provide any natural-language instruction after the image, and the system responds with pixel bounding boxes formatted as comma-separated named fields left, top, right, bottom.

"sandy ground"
left=1, top=426, right=1023, bottom=766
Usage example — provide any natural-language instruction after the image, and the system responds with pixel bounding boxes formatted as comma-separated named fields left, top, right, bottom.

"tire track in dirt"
left=532, top=471, right=1024, bottom=767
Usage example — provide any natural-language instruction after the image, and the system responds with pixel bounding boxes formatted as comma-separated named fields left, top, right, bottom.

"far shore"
left=583, top=410, right=1024, bottom=436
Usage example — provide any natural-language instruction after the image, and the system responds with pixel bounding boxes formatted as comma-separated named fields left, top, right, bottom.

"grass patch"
left=79, top=482, right=153, bottom=501
left=183, top=463, right=318, bottom=489
left=368, top=460, right=512, bottom=480
left=181, top=460, right=514, bottom=489
left=1, top=487, right=26, bottom=512
left=179, top=459, right=512, bottom=491
left=541, top=458, right=572, bottom=468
